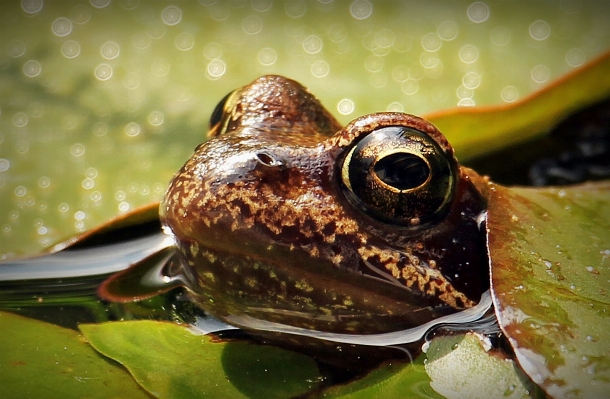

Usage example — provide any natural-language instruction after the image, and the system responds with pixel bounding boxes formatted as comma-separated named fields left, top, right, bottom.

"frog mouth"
left=220, top=290, right=493, bottom=346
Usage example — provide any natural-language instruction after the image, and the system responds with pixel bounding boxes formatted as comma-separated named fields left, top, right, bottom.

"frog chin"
left=221, top=290, right=493, bottom=346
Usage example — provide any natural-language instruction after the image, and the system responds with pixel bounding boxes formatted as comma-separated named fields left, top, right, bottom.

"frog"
left=98, top=75, right=493, bottom=340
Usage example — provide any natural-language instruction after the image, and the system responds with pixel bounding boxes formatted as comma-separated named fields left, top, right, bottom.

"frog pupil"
left=375, top=153, right=429, bottom=190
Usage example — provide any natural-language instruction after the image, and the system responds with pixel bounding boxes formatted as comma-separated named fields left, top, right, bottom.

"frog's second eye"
left=208, top=91, right=233, bottom=130
left=340, top=126, right=456, bottom=228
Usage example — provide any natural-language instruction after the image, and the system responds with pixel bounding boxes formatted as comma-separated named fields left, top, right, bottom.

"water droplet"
left=120, top=0, right=139, bottom=10
left=132, top=31, right=151, bottom=50
left=7, top=40, right=26, bottom=57
left=95, top=64, right=113, bottom=81
left=374, top=28, right=395, bottom=48
left=529, top=20, right=550, bottom=41
left=23, top=60, right=42, bottom=77
left=100, top=41, right=120, bottom=59
left=337, top=98, right=354, bottom=116
left=364, top=55, right=382, bottom=73
left=125, top=122, right=141, bottom=137
left=257, top=47, right=276, bottom=66
left=459, top=44, right=479, bottom=63
left=456, top=85, right=473, bottom=99
left=91, top=191, right=102, bottom=201
left=0, top=159, right=9, bottom=172
left=467, top=2, right=489, bottom=23
left=118, top=201, right=130, bottom=212
left=175, top=32, right=194, bottom=51
left=350, top=0, right=372, bottom=20
left=462, top=72, right=481, bottom=89
left=501, top=86, right=518, bottom=103
left=285, top=0, right=306, bottom=18
left=490, top=26, right=511, bottom=46
left=386, top=102, right=403, bottom=112
left=438, top=21, right=458, bottom=41
left=162, top=6, right=182, bottom=26
left=148, top=111, right=164, bottom=126
left=70, top=143, right=85, bottom=157
left=206, top=59, right=226, bottom=79
left=401, top=79, right=419, bottom=95
left=422, top=33, right=441, bottom=52
left=90, top=0, right=111, bottom=8
left=52, top=18, right=72, bottom=37
left=92, top=122, right=108, bottom=136
left=565, top=48, right=585, bottom=67
left=115, top=190, right=126, bottom=201
left=420, top=52, right=439, bottom=68
left=311, top=60, right=329, bottom=78
left=38, top=226, right=48, bottom=235
left=14, top=186, right=27, bottom=197
left=62, top=40, right=80, bottom=58
left=21, top=0, right=44, bottom=14
left=203, top=42, right=223, bottom=59
left=151, top=59, right=170, bottom=76
left=13, top=112, right=28, bottom=127
left=327, top=24, right=347, bottom=43
left=74, top=211, right=86, bottom=221
left=38, top=176, right=50, bottom=188
left=82, top=178, right=95, bottom=189
left=252, top=0, right=272, bottom=12
left=71, top=5, right=91, bottom=24
left=531, top=64, right=550, bottom=83
left=242, top=15, right=262, bottom=35
left=303, top=35, right=323, bottom=54
left=15, top=141, right=30, bottom=154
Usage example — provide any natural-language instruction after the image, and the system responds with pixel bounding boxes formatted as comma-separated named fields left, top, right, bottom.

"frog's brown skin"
left=160, top=75, right=491, bottom=335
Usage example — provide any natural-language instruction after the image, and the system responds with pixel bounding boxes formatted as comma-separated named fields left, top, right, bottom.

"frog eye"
left=340, top=126, right=456, bottom=228
left=208, top=91, right=233, bottom=131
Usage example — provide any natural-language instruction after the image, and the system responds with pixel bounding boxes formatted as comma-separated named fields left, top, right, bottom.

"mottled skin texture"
left=161, top=75, right=490, bottom=335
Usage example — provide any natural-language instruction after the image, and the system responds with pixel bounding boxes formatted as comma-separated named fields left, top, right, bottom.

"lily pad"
left=311, top=356, right=441, bottom=399
left=0, top=311, right=149, bottom=399
left=424, top=333, right=538, bottom=399
left=79, top=320, right=322, bottom=399
left=487, top=181, right=610, bottom=399
left=427, top=52, right=610, bottom=161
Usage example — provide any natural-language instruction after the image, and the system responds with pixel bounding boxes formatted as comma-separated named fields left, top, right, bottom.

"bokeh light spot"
left=350, top=0, right=372, bottom=20
left=162, top=6, right=182, bottom=26
left=52, top=18, right=72, bottom=37
left=337, top=98, right=355, bottom=115
left=467, top=2, right=489, bottom=23
left=529, top=20, right=551, bottom=41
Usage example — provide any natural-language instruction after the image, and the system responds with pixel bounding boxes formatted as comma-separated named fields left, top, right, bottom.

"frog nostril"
left=255, top=152, right=283, bottom=168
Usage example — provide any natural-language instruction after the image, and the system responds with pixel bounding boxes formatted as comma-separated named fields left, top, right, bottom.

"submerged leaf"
left=80, top=320, right=322, bottom=399
left=487, top=181, right=610, bottom=399
left=424, top=333, right=538, bottom=399
left=311, top=355, right=442, bottom=399
left=0, top=311, right=149, bottom=399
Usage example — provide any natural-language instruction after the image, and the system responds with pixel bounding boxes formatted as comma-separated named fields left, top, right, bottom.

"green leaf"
left=311, top=355, right=442, bottom=399
left=79, top=320, right=322, bottom=399
left=0, top=311, right=150, bottom=399
left=427, top=52, right=610, bottom=161
left=424, top=333, right=538, bottom=399
left=487, top=181, right=610, bottom=399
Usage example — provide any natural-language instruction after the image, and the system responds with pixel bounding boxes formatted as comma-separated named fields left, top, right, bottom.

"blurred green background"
left=1, top=0, right=609, bottom=259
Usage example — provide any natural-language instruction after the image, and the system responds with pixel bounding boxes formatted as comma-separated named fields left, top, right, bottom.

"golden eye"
left=340, top=125, right=457, bottom=228
left=208, top=90, right=234, bottom=135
